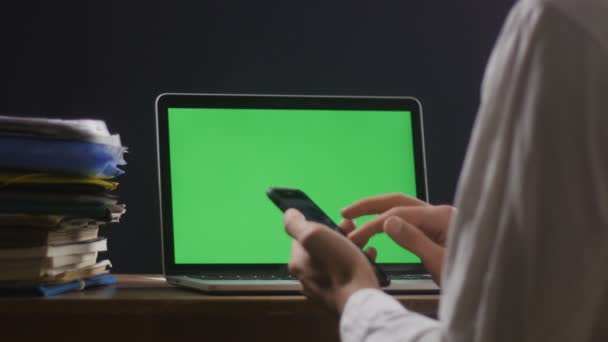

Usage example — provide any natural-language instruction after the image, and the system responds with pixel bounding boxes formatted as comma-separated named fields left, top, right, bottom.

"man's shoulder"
left=517, top=0, right=608, bottom=50
left=521, top=0, right=607, bottom=12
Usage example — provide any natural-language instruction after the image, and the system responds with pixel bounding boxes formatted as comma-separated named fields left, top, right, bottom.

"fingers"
left=384, top=216, right=433, bottom=258
left=288, top=240, right=330, bottom=284
left=342, top=193, right=426, bottom=220
left=339, top=219, right=356, bottom=235
left=364, top=247, right=377, bottom=261
left=288, top=240, right=309, bottom=275
left=348, top=206, right=432, bottom=247
left=283, top=209, right=311, bottom=240
left=284, top=208, right=353, bottom=258
left=383, top=216, right=444, bottom=285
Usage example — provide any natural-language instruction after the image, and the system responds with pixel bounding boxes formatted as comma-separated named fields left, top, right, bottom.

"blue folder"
left=0, top=274, right=116, bottom=296
left=0, top=135, right=126, bottom=178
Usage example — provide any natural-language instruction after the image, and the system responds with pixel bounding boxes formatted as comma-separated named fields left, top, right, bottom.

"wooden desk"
left=0, top=274, right=439, bottom=342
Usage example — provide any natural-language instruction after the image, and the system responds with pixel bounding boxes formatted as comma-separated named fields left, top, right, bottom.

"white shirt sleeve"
left=340, top=1, right=608, bottom=341
left=340, top=289, right=441, bottom=342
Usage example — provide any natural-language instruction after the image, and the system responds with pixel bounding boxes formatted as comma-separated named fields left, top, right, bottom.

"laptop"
left=155, top=93, right=439, bottom=293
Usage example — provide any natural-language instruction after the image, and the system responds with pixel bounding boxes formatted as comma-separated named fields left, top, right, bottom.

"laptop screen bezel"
left=156, top=93, right=429, bottom=276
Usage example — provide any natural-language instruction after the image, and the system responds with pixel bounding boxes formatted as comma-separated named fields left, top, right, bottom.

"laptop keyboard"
left=389, top=273, right=432, bottom=280
left=189, top=272, right=431, bottom=281
left=190, top=272, right=296, bottom=281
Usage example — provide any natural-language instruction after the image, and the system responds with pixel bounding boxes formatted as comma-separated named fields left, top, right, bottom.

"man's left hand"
left=283, top=209, right=379, bottom=314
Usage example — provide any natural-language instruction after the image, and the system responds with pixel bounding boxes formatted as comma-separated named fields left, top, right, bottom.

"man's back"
left=549, top=0, right=608, bottom=51
left=442, top=0, right=608, bottom=340
left=340, top=0, right=608, bottom=341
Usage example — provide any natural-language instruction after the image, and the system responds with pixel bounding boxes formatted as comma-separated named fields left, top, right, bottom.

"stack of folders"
left=0, top=115, right=127, bottom=296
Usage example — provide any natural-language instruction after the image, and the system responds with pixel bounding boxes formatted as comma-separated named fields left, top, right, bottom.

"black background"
left=0, top=1, right=515, bottom=273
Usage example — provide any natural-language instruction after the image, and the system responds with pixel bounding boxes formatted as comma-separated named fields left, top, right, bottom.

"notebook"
left=155, top=93, right=439, bottom=293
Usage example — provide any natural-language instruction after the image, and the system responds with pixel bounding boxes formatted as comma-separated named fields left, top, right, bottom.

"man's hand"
left=284, top=209, right=380, bottom=314
left=341, top=193, right=454, bottom=286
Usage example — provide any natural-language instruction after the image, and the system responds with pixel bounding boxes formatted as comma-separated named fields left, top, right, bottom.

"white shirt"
left=341, top=0, right=608, bottom=341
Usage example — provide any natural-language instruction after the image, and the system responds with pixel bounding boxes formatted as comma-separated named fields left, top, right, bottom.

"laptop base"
left=168, top=275, right=439, bottom=294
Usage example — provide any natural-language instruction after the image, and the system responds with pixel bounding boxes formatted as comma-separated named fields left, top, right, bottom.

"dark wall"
left=0, top=1, right=516, bottom=273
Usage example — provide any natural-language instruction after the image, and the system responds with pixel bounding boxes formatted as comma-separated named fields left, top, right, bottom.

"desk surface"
left=0, top=274, right=439, bottom=342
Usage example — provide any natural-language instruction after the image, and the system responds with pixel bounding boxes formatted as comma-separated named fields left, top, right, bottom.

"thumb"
left=383, top=216, right=444, bottom=285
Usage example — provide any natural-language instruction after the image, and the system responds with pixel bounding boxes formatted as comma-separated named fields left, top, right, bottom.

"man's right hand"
left=340, top=193, right=454, bottom=286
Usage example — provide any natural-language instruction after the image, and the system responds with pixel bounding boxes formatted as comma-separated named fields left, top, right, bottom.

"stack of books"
left=0, top=116, right=126, bottom=296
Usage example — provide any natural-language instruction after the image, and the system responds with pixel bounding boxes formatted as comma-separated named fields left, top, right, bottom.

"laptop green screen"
left=168, top=107, right=421, bottom=264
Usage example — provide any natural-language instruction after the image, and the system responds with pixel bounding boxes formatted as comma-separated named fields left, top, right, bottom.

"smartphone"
left=266, top=187, right=390, bottom=287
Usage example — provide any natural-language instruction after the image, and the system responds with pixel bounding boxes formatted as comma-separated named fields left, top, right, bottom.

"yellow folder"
left=0, top=172, right=118, bottom=191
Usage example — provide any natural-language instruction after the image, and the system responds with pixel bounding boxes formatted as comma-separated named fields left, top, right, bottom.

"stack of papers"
left=0, top=116, right=126, bottom=296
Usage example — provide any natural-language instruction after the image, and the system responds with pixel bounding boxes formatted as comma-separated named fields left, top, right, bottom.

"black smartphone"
left=266, top=187, right=390, bottom=287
